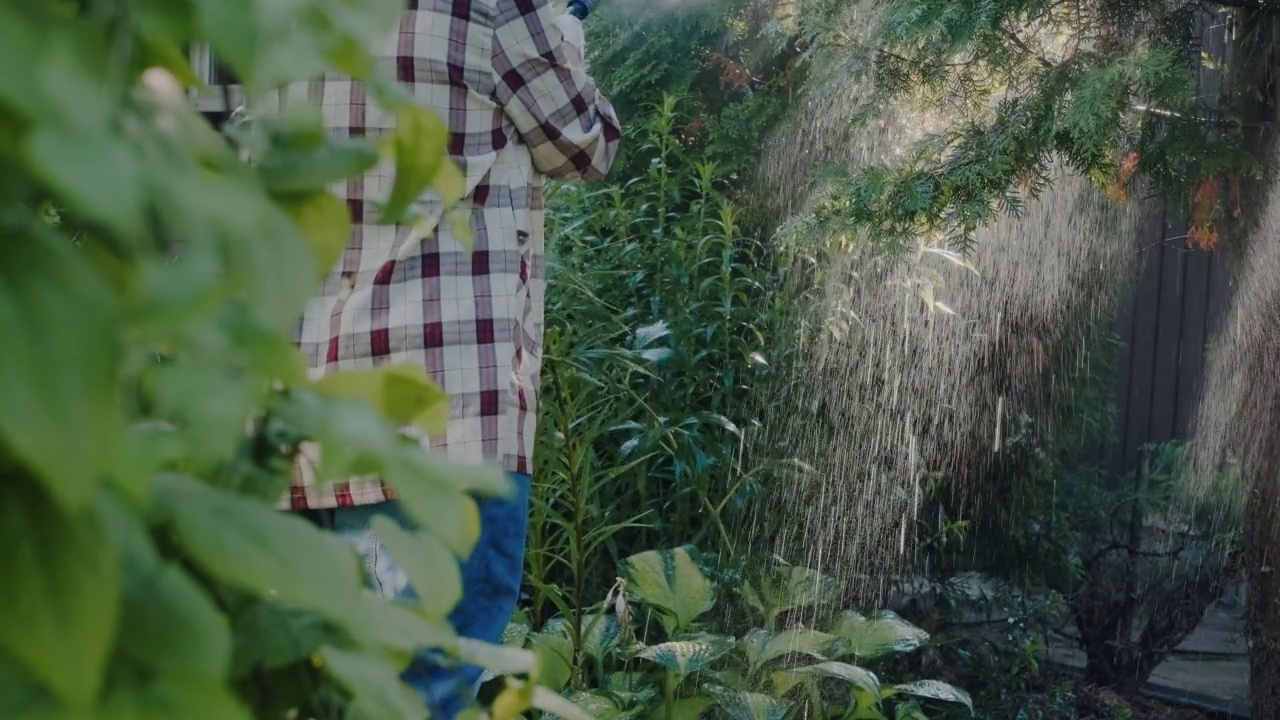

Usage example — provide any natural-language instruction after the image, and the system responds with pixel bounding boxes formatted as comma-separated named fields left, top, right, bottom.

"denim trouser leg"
left=322, top=473, right=532, bottom=719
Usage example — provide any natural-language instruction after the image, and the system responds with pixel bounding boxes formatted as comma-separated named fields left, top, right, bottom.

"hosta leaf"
left=532, top=686, right=602, bottom=720
left=851, top=686, right=887, bottom=720
left=705, top=686, right=791, bottom=720
left=894, top=701, right=930, bottom=720
left=830, top=611, right=929, bottom=660
left=530, top=628, right=574, bottom=692
left=743, top=565, right=842, bottom=622
left=502, top=621, right=532, bottom=647
left=623, top=546, right=714, bottom=633
left=556, top=691, right=644, bottom=720
left=634, top=634, right=735, bottom=676
left=581, top=613, right=623, bottom=659
left=782, top=661, right=881, bottom=696
left=888, top=680, right=973, bottom=711
left=740, top=627, right=836, bottom=670
left=664, top=695, right=716, bottom=720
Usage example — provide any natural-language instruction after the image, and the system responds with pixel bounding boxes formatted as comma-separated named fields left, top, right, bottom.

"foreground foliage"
left=0, top=2, right=572, bottom=719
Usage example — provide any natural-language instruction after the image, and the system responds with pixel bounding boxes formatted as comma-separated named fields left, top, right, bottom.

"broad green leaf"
left=98, top=676, right=251, bottom=720
left=780, top=661, right=881, bottom=696
left=0, top=651, right=55, bottom=720
left=705, top=686, right=791, bottom=720
left=887, top=680, right=973, bottom=711
left=260, top=139, right=380, bottom=194
left=894, top=701, right=930, bottom=720
left=664, top=695, right=716, bottom=720
left=634, top=634, right=735, bottom=676
left=830, top=611, right=929, bottom=660
left=115, top=560, right=232, bottom=680
left=353, top=595, right=457, bottom=656
left=230, top=603, right=344, bottom=678
left=492, top=676, right=537, bottom=720
left=382, top=105, right=448, bottom=222
left=580, top=613, right=624, bottom=659
left=0, top=481, right=119, bottom=708
left=502, top=621, right=532, bottom=647
left=740, top=627, right=836, bottom=671
left=530, top=627, right=575, bottom=692
left=623, top=546, right=715, bottom=633
left=276, top=191, right=352, bottom=278
left=312, top=365, right=450, bottom=436
left=24, top=129, right=142, bottom=239
left=388, top=461, right=482, bottom=558
left=0, top=224, right=121, bottom=509
left=553, top=691, right=642, bottom=720
left=850, top=686, right=887, bottom=720
left=320, top=647, right=423, bottom=720
left=152, top=474, right=362, bottom=622
left=370, top=516, right=462, bottom=618
left=743, top=565, right=841, bottom=625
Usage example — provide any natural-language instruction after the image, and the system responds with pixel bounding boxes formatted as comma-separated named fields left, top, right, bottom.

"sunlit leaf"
left=830, top=611, right=929, bottom=660
left=312, top=365, right=450, bottom=436
left=781, top=661, right=881, bottom=696
left=623, top=546, right=715, bottom=633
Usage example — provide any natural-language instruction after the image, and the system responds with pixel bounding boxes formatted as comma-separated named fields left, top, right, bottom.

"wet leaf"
left=740, top=627, right=835, bottom=670
left=887, top=680, right=973, bottom=711
left=623, top=546, right=715, bottom=633
left=634, top=634, right=735, bottom=676
left=705, top=686, right=791, bottom=720
left=830, top=611, right=929, bottom=660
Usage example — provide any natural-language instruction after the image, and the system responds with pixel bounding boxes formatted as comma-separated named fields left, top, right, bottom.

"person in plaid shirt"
left=283, top=0, right=620, bottom=716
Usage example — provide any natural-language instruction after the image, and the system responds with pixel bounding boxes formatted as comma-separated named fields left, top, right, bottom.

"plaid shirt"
left=275, top=0, right=620, bottom=509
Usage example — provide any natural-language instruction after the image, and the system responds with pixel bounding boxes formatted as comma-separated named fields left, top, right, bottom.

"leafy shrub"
left=508, top=547, right=974, bottom=720
left=0, top=2, right=569, bottom=719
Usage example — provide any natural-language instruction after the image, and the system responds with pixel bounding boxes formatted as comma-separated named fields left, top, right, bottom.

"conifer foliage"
left=803, top=0, right=1261, bottom=252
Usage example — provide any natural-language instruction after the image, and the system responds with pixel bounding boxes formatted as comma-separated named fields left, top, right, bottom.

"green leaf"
left=502, top=621, right=532, bottom=647
left=152, top=474, right=362, bottom=622
left=664, top=695, right=716, bottom=720
left=381, top=105, right=449, bottom=223
left=312, top=365, right=450, bottom=436
left=740, top=627, right=836, bottom=671
left=384, top=458, right=482, bottom=559
left=260, top=139, right=381, bottom=194
left=623, top=546, right=715, bottom=633
left=530, top=627, right=575, bottom=692
left=353, top=595, right=457, bottom=657
left=98, top=676, right=251, bottom=720
left=369, top=515, right=463, bottom=619
left=705, top=686, right=791, bottom=720
left=634, top=634, right=735, bottom=676
left=743, top=565, right=842, bottom=625
left=780, top=661, right=881, bottom=696
left=230, top=603, right=343, bottom=678
left=830, top=611, right=929, bottom=660
left=887, top=680, right=973, bottom=712
left=580, top=613, right=624, bottom=660
left=0, top=481, right=119, bottom=708
left=531, top=685, right=599, bottom=720
left=276, top=191, right=353, bottom=278
left=320, top=646, right=424, bottom=720
left=25, top=128, right=143, bottom=238
left=0, top=224, right=121, bottom=509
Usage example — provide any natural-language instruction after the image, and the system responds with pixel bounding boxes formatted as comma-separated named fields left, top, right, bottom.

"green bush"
left=0, top=2, right=571, bottom=719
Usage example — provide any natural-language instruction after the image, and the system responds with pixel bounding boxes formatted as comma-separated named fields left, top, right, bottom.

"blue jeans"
left=306, top=473, right=531, bottom=719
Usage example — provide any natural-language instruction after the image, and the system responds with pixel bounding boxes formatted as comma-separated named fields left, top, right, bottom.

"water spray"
left=567, top=0, right=601, bottom=20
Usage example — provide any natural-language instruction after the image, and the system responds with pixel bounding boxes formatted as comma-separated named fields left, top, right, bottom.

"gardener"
left=284, top=1, right=620, bottom=716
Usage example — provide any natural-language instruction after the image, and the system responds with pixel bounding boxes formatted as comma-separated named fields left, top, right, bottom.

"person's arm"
left=491, top=0, right=621, bottom=180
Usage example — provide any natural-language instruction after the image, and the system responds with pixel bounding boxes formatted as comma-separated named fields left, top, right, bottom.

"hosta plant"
left=507, top=547, right=974, bottom=720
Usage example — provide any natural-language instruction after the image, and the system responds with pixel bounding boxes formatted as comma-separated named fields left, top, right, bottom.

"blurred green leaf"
left=623, top=546, right=715, bottom=633
left=369, top=516, right=463, bottom=619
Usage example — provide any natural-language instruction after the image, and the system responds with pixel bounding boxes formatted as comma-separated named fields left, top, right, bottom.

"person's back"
left=279, top=1, right=620, bottom=716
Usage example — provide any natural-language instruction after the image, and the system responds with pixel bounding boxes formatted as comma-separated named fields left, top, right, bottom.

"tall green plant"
left=0, top=2, right=578, bottom=719
left=530, top=94, right=806, bottom=630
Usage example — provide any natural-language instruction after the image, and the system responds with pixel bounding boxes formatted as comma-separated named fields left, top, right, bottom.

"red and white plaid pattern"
left=278, top=0, right=621, bottom=510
